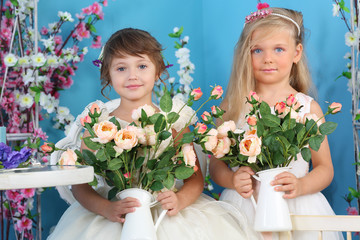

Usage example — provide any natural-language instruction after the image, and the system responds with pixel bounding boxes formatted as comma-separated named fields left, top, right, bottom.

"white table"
left=0, top=165, right=94, bottom=190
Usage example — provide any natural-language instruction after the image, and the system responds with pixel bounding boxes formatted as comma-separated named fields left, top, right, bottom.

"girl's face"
left=109, top=54, right=157, bottom=103
left=250, top=27, right=302, bottom=87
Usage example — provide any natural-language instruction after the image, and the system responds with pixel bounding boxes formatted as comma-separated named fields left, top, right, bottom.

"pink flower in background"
left=191, top=87, right=203, bottom=100
left=54, top=35, right=63, bottom=45
left=91, top=2, right=102, bottom=15
left=346, top=206, right=358, bottom=215
left=211, top=86, right=223, bottom=99
left=1, top=27, right=11, bottom=40
left=103, top=0, right=108, bottom=6
left=34, top=128, right=48, bottom=141
left=91, top=35, right=102, bottom=48
left=5, top=190, right=24, bottom=202
left=123, top=172, right=131, bottom=178
left=75, top=22, right=90, bottom=41
left=40, top=26, right=48, bottom=35
left=16, top=216, right=33, bottom=231
left=21, top=188, right=35, bottom=198
left=286, top=94, right=297, bottom=106
left=201, top=111, right=211, bottom=122
left=275, top=101, right=286, bottom=114
left=329, top=102, right=342, bottom=113
left=248, top=91, right=260, bottom=102
left=82, top=6, right=92, bottom=15
left=90, top=103, right=100, bottom=114
left=257, top=2, right=270, bottom=10
left=195, top=122, right=207, bottom=134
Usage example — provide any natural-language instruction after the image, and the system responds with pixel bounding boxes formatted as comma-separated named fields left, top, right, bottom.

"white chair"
left=50, top=99, right=208, bottom=205
left=278, top=215, right=360, bottom=240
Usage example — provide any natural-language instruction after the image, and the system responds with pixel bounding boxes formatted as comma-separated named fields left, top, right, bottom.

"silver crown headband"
left=245, top=9, right=301, bottom=37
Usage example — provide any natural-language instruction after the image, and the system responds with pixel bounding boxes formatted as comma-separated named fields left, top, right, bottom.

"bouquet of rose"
left=48, top=86, right=223, bottom=199
left=194, top=92, right=342, bottom=172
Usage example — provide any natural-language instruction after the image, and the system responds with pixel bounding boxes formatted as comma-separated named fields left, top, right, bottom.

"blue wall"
left=37, top=0, right=355, bottom=237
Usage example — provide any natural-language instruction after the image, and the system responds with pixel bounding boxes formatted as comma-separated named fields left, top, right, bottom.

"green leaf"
left=83, top=137, right=101, bottom=150
left=168, top=33, right=177, bottom=38
left=296, top=127, right=306, bottom=144
left=141, top=109, right=148, bottom=123
left=107, top=187, right=119, bottom=200
left=10, top=0, right=18, bottom=7
left=158, top=131, right=172, bottom=141
left=262, top=114, right=281, bottom=127
left=349, top=187, right=360, bottom=198
left=301, top=148, right=311, bottom=162
left=153, top=170, right=167, bottom=181
left=135, top=157, right=145, bottom=169
left=174, top=41, right=182, bottom=49
left=163, top=174, right=175, bottom=189
left=355, top=114, right=360, bottom=121
left=259, top=101, right=271, bottom=116
left=149, top=113, right=162, bottom=124
left=305, top=119, right=318, bottom=135
left=319, top=122, right=338, bottom=135
left=309, top=135, right=325, bottom=151
left=150, top=181, right=164, bottom=191
left=95, top=148, right=107, bottom=161
left=167, top=112, right=180, bottom=124
left=160, top=91, right=172, bottom=112
left=147, top=159, right=157, bottom=170
left=89, top=24, right=97, bottom=33
left=105, top=142, right=117, bottom=158
left=82, top=149, right=98, bottom=165
left=154, top=114, right=166, bottom=133
left=87, top=16, right=92, bottom=24
left=175, top=166, right=194, bottom=179
left=273, top=152, right=286, bottom=166
left=34, top=92, right=40, bottom=104
left=180, top=132, right=195, bottom=144
left=109, top=117, right=121, bottom=130
left=88, top=176, right=98, bottom=187
left=108, top=158, right=123, bottom=170
left=256, top=120, right=264, bottom=136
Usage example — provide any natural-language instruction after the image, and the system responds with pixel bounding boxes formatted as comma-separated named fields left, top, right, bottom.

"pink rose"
left=201, top=111, right=212, bottom=122
left=211, top=86, right=223, bottom=99
left=126, top=125, right=147, bottom=145
left=212, top=137, right=231, bottom=158
left=58, top=149, right=78, bottom=165
left=248, top=91, right=260, bottom=102
left=80, top=115, right=91, bottom=126
left=114, top=128, right=138, bottom=150
left=182, top=144, right=196, bottom=167
left=275, top=101, right=286, bottom=114
left=204, top=129, right=218, bottom=152
left=257, top=2, right=270, bottom=10
left=239, top=133, right=262, bottom=163
left=124, top=172, right=131, bottom=178
left=247, top=116, right=257, bottom=126
left=286, top=94, right=297, bottom=107
left=93, top=120, right=117, bottom=143
left=191, top=87, right=203, bottom=101
left=329, top=102, right=342, bottom=113
left=195, top=122, right=207, bottom=134
left=90, top=103, right=100, bottom=114
left=217, top=120, right=236, bottom=138
left=40, top=142, right=53, bottom=153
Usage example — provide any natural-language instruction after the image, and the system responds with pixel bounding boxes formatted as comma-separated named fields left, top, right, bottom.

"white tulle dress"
left=220, top=93, right=344, bottom=240
left=47, top=102, right=260, bottom=240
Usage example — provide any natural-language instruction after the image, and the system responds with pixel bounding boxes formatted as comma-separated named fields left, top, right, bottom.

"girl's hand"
left=157, top=191, right=180, bottom=216
left=271, top=171, right=302, bottom=199
left=102, top=197, right=141, bottom=223
left=233, top=166, right=255, bottom=198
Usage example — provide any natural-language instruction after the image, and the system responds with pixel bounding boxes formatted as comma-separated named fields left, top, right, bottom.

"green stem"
left=299, top=112, right=330, bottom=147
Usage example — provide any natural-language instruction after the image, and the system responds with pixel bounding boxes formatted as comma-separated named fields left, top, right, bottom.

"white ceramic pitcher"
left=117, top=188, right=167, bottom=240
left=251, top=167, right=292, bottom=232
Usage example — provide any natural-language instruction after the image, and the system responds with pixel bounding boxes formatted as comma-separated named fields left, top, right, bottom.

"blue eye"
left=139, top=64, right=147, bottom=70
left=252, top=49, right=262, bottom=54
left=117, top=67, right=125, bottom=71
left=275, top=48, right=284, bottom=53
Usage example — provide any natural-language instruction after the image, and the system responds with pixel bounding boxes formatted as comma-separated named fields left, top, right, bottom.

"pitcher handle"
left=154, top=209, right=167, bottom=231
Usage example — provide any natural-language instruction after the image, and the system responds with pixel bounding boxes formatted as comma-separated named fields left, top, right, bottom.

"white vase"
left=251, top=167, right=292, bottom=232
left=117, top=188, right=167, bottom=240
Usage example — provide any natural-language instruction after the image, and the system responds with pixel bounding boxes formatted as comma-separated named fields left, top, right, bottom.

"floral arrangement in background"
left=0, top=0, right=109, bottom=239
left=332, top=0, right=360, bottom=217
left=154, top=26, right=195, bottom=103
left=47, top=87, right=222, bottom=199
left=193, top=92, right=341, bottom=172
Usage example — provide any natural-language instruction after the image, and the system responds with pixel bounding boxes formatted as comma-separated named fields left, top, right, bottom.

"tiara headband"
left=245, top=3, right=301, bottom=36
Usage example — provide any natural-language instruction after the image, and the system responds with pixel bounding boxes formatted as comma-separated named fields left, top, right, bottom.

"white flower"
left=73, top=55, right=80, bottom=63
left=332, top=3, right=340, bottom=17
left=168, top=77, right=175, bottom=84
left=345, top=31, right=358, bottom=47
left=57, top=106, right=70, bottom=116
left=173, top=27, right=179, bottom=33
left=344, top=52, right=351, bottom=59
left=31, top=53, right=46, bottom=67
left=19, top=94, right=34, bottom=108
left=41, top=36, right=54, bottom=50
left=182, top=36, right=189, bottom=43
left=4, top=53, right=18, bottom=67
left=169, top=95, right=197, bottom=132
left=48, top=22, right=59, bottom=32
left=22, top=69, right=35, bottom=85
left=18, top=56, right=31, bottom=67
left=347, top=62, right=351, bottom=69
left=58, top=11, right=74, bottom=22
left=131, top=104, right=156, bottom=122
left=175, top=48, right=190, bottom=59
left=82, top=47, right=88, bottom=55
left=46, top=55, right=59, bottom=67
left=179, top=72, right=193, bottom=86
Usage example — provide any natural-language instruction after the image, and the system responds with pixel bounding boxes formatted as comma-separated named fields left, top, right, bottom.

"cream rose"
left=131, top=104, right=156, bottom=122
left=217, top=120, right=236, bottom=138
left=239, top=134, right=262, bottom=163
left=114, top=128, right=138, bottom=150
left=126, top=125, right=147, bottom=145
left=212, top=137, right=231, bottom=158
left=92, top=120, right=117, bottom=143
left=144, top=125, right=156, bottom=146
left=58, top=149, right=77, bottom=165
left=204, top=129, right=218, bottom=152
left=182, top=144, right=196, bottom=167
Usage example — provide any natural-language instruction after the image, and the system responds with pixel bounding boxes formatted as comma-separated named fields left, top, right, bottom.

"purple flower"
left=165, top=64, right=173, bottom=69
left=92, top=59, right=102, bottom=67
left=0, top=143, right=12, bottom=163
left=2, top=147, right=32, bottom=169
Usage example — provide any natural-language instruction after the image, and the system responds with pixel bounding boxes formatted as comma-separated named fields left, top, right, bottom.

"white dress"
left=220, top=93, right=344, bottom=240
left=47, top=105, right=260, bottom=240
